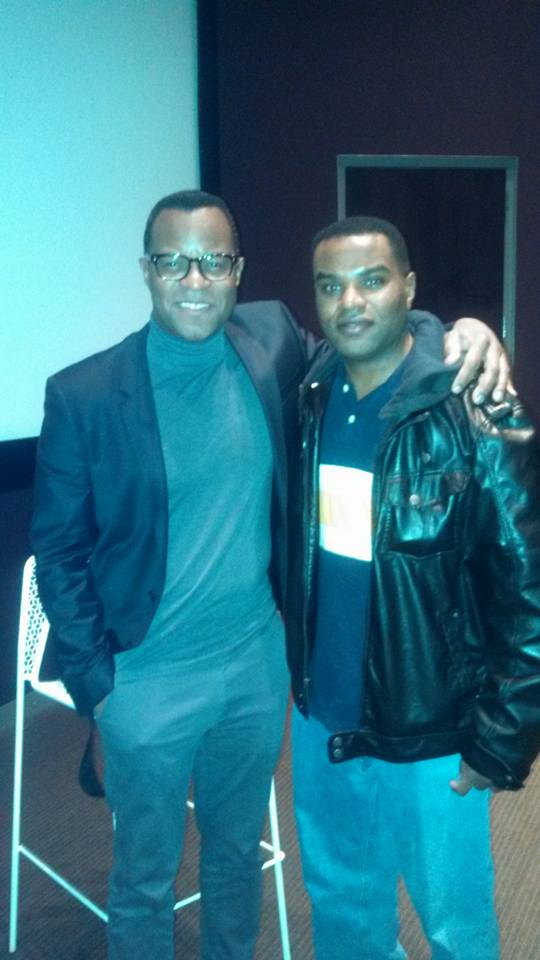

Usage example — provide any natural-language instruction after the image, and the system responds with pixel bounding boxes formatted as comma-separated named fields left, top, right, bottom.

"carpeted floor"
left=1, top=691, right=539, bottom=959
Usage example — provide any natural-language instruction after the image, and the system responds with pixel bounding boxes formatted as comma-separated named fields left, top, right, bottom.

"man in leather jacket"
left=286, top=215, right=540, bottom=960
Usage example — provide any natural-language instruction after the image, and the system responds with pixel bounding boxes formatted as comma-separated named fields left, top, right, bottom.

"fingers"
left=472, top=342, right=511, bottom=404
left=449, top=759, right=495, bottom=796
left=507, top=380, right=517, bottom=396
left=443, top=327, right=463, bottom=367
left=449, top=774, right=471, bottom=796
left=446, top=324, right=512, bottom=405
left=449, top=334, right=489, bottom=398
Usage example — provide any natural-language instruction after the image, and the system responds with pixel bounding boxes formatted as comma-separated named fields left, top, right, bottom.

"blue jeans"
left=97, top=615, right=289, bottom=960
left=292, top=709, right=500, bottom=960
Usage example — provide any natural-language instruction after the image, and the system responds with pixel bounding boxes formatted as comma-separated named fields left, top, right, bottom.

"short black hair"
left=312, top=215, right=410, bottom=272
left=143, top=189, right=240, bottom=254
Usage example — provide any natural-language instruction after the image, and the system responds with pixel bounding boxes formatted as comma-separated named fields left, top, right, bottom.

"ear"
left=234, top=257, right=245, bottom=286
left=139, top=256, right=151, bottom=288
left=405, top=271, right=416, bottom=308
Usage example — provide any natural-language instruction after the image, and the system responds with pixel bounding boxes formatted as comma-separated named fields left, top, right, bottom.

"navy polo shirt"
left=309, top=361, right=404, bottom=733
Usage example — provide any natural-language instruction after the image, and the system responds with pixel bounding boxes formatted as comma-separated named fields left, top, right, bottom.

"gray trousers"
left=97, top=614, right=289, bottom=960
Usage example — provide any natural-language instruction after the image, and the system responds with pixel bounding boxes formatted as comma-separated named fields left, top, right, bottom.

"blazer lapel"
left=225, top=319, right=287, bottom=508
left=116, top=327, right=167, bottom=494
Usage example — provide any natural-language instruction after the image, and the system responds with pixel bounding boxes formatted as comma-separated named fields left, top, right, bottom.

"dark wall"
left=209, top=0, right=540, bottom=413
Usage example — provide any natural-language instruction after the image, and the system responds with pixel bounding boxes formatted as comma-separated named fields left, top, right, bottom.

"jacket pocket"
left=381, top=470, right=470, bottom=557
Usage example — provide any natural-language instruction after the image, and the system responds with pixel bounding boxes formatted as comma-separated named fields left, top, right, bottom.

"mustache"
left=335, top=309, right=371, bottom=323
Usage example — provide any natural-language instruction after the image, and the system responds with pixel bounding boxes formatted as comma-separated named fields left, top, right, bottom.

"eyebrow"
left=315, top=264, right=391, bottom=280
left=151, top=249, right=232, bottom=258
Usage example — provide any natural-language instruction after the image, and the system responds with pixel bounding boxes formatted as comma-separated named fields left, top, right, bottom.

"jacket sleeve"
left=461, top=393, right=540, bottom=789
left=31, top=375, right=115, bottom=715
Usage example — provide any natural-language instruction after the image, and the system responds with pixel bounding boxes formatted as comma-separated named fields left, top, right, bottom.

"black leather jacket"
left=286, top=311, right=540, bottom=790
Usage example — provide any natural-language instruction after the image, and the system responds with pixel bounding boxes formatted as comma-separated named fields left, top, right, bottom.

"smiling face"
left=140, top=206, right=244, bottom=341
left=313, top=231, right=416, bottom=389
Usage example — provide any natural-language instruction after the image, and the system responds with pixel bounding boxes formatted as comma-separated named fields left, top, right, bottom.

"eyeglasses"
left=146, top=252, right=240, bottom=282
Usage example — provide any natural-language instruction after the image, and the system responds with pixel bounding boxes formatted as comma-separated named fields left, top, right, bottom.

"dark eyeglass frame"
left=146, top=252, right=241, bottom=281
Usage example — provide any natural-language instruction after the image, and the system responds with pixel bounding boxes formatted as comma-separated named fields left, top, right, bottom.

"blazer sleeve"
left=461, top=393, right=540, bottom=789
left=31, top=375, right=115, bottom=715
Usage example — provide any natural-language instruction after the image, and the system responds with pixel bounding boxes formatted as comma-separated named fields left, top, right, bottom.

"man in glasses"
left=31, top=190, right=511, bottom=960
left=287, top=215, right=540, bottom=960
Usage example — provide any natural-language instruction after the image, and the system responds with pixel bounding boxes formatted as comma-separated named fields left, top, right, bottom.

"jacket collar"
left=113, top=325, right=165, bottom=491
left=225, top=311, right=288, bottom=501
left=116, top=324, right=151, bottom=397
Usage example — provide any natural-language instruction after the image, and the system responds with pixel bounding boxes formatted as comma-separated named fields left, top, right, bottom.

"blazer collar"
left=115, top=325, right=166, bottom=490
left=226, top=316, right=287, bottom=495
left=116, top=324, right=151, bottom=397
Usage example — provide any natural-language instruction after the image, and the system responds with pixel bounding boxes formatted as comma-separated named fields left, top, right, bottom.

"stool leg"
left=9, top=642, right=26, bottom=952
left=268, top=778, right=291, bottom=960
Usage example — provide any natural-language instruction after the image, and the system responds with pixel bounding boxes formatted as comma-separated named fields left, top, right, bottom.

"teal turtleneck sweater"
left=115, top=317, right=277, bottom=675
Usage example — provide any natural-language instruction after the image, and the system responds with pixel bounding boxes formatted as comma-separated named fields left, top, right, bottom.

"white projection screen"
left=0, top=0, right=200, bottom=440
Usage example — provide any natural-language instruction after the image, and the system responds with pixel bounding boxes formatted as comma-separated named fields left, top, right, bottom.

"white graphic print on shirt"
left=319, top=464, right=373, bottom=562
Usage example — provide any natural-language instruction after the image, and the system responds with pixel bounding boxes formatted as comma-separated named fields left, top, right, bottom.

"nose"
left=341, top=282, right=366, bottom=309
left=180, top=261, right=210, bottom=289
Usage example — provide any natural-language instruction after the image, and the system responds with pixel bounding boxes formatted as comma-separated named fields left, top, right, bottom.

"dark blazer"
left=32, top=300, right=306, bottom=715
